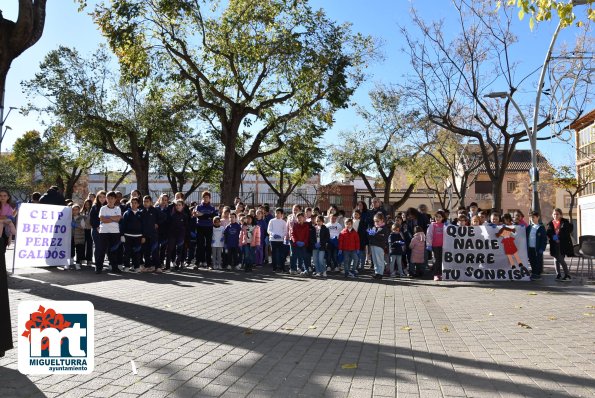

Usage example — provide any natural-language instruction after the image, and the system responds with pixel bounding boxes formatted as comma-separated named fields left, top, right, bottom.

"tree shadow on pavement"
left=0, top=366, right=45, bottom=398
left=5, top=276, right=593, bottom=398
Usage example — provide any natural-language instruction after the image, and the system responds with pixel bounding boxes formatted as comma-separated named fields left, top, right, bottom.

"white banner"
left=442, top=224, right=531, bottom=281
left=14, top=203, right=72, bottom=267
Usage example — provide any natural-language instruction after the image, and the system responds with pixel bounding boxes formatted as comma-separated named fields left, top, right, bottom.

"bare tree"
left=401, top=0, right=590, bottom=210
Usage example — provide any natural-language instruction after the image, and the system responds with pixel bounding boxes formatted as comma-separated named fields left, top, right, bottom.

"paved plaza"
left=1, top=248, right=594, bottom=398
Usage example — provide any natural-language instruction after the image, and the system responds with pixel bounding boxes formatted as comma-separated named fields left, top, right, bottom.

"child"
left=426, top=210, right=446, bottom=281
left=81, top=199, right=93, bottom=266
left=255, top=209, right=267, bottom=267
left=471, top=216, right=481, bottom=226
left=325, top=213, right=342, bottom=272
left=488, top=211, right=501, bottom=227
left=224, top=213, right=242, bottom=270
left=409, top=226, right=426, bottom=277
left=96, top=191, right=122, bottom=274
left=239, top=214, right=260, bottom=272
left=368, top=213, right=390, bottom=279
left=290, top=212, right=310, bottom=275
left=211, top=216, right=225, bottom=270
left=0, top=190, right=16, bottom=248
left=546, top=208, right=573, bottom=281
left=267, top=208, right=287, bottom=273
left=166, top=199, right=189, bottom=271
left=526, top=211, right=547, bottom=280
left=353, top=209, right=368, bottom=272
left=478, top=210, right=489, bottom=225
left=338, top=218, right=360, bottom=278
left=312, top=215, right=330, bottom=277
left=120, top=197, right=144, bottom=273
left=140, top=196, right=161, bottom=273
left=70, top=204, right=86, bottom=270
left=388, top=223, right=406, bottom=277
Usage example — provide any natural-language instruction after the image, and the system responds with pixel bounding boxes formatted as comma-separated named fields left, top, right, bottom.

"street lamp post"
left=485, top=92, right=540, bottom=215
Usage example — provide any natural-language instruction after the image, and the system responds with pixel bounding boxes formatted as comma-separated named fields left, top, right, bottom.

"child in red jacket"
left=339, top=218, right=360, bottom=278
left=290, top=212, right=310, bottom=275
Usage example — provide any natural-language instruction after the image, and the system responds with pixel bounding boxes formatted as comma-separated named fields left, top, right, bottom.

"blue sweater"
left=195, top=202, right=218, bottom=228
left=120, top=209, right=143, bottom=236
left=223, top=222, right=241, bottom=248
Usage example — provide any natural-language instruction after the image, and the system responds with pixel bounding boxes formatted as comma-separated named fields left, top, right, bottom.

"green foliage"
left=22, top=45, right=199, bottom=193
left=254, top=129, right=324, bottom=204
left=0, top=155, right=33, bottom=199
left=498, top=0, right=595, bottom=29
left=84, top=0, right=376, bottom=201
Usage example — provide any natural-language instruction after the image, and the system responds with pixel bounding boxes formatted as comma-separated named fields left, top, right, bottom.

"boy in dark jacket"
left=140, top=196, right=162, bottom=273
left=388, top=223, right=407, bottom=277
left=526, top=211, right=548, bottom=280
left=223, top=213, right=242, bottom=270
left=339, top=218, right=360, bottom=278
left=312, top=215, right=330, bottom=277
left=120, top=197, right=144, bottom=272
left=167, top=200, right=190, bottom=271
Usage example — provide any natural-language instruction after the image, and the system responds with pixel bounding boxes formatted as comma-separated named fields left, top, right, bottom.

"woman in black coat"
left=546, top=208, right=573, bottom=281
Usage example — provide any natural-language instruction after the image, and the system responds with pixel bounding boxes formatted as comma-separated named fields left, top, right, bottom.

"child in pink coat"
left=408, top=226, right=426, bottom=278
left=239, top=214, right=261, bottom=272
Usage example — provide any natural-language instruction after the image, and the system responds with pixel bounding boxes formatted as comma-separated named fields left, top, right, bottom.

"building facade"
left=573, top=110, right=595, bottom=237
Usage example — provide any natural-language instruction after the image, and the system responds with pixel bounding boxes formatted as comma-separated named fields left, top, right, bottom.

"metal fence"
left=156, top=190, right=356, bottom=214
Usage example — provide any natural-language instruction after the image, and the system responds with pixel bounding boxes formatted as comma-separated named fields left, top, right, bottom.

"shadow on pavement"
left=5, top=275, right=593, bottom=397
left=0, top=366, right=45, bottom=398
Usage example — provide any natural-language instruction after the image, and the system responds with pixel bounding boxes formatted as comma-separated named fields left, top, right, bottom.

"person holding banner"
left=0, top=189, right=14, bottom=357
left=546, top=208, right=573, bottom=282
left=426, top=210, right=446, bottom=281
left=497, top=214, right=525, bottom=270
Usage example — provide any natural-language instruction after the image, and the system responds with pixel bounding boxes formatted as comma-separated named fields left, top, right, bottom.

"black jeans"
left=84, top=229, right=93, bottom=262
left=432, top=246, right=443, bottom=276
left=96, top=233, right=121, bottom=271
left=125, top=236, right=143, bottom=269
left=195, top=226, right=213, bottom=265
left=271, top=241, right=286, bottom=271
left=143, top=234, right=160, bottom=268
left=528, top=247, right=543, bottom=275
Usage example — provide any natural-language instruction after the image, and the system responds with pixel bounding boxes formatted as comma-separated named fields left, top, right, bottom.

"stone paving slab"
left=1, top=249, right=594, bottom=397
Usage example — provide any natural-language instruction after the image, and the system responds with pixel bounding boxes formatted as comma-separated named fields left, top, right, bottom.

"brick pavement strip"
left=0, top=253, right=594, bottom=398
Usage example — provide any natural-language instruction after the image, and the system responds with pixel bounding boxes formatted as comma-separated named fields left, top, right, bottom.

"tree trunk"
left=132, top=157, right=150, bottom=197
left=568, top=193, right=576, bottom=224
left=491, top=175, right=504, bottom=212
left=220, top=120, right=243, bottom=206
left=393, top=183, right=416, bottom=211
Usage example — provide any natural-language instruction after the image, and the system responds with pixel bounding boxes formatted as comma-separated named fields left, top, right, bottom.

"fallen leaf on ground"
left=401, top=326, right=413, bottom=331
left=586, top=305, right=595, bottom=309
left=527, top=292, right=538, bottom=296
left=341, top=363, right=358, bottom=369
left=281, top=327, right=294, bottom=331
left=243, top=329, right=254, bottom=335
left=308, top=325, right=317, bottom=329
left=547, top=316, right=557, bottom=321
left=515, top=306, right=523, bottom=309
left=583, top=313, right=593, bottom=317
left=488, top=313, right=494, bottom=316
left=164, top=304, right=171, bottom=308
left=442, top=326, right=450, bottom=332
left=517, top=322, right=532, bottom=329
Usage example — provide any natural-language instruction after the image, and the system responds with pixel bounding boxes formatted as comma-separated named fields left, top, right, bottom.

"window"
left=564, top=195, right=572, bottom=208
left=577, top=125, right=595, bottom=161
left=474, top=181, right=492, bottom=194
left=507, top=180, right=518, bottom=193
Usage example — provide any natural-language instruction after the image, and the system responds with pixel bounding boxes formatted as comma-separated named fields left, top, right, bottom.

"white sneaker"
left=75, top=264, right=81, bottom=270
left=326, top=266, right=331, bottom=272
left=400, top=273, right=407, bottom=278
left=300, top=271, right=308, bottom=276
left=226, top=265, right=232, bottom=270
left=390, top=271, right=397, bottom=277
left=64, top=264, right=72, bottom=270
left=124, top=267, right=130, bottom=272
left=129, top=267, right=138, bottom=273
left=233, top=266, right=240, bottom=271
left=322, top=272, right=327, bottom=277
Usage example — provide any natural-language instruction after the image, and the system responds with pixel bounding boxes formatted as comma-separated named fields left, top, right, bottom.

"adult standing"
left=193, top=191, right=217, bottom=268
left=38, top=186, right=66, bottom=206
left=546, top=208, right=573, bottom=281
left=367, top=197, right=387, bottom=228
left=0, top=189, right=15, bottom=357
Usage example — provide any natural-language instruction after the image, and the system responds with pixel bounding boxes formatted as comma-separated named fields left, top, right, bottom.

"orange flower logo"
left=22, top=305, right=72, bottom=350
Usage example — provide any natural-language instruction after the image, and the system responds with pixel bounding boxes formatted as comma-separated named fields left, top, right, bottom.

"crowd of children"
left=27, top=188, right=569, bottom=282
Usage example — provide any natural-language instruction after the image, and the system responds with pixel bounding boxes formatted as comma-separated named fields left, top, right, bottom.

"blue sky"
left=1, top=0, right=589, bottom=176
